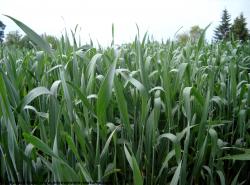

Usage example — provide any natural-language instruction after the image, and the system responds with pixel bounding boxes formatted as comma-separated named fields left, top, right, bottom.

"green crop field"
left=0, top=17, right=250, bottom=184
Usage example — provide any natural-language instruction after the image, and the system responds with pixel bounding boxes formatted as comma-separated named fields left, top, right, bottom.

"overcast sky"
left=1, top=0, right=250, bottom=45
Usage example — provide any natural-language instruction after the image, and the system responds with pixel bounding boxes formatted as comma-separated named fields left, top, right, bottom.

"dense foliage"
left=214, top=9, right=249, bottom=42
left=0, top=17, right=250, bottom=185
left=231, top=13, right=250, bottom=42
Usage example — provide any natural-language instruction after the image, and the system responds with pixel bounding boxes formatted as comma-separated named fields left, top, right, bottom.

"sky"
left=0, top=0, right=250, bottom=45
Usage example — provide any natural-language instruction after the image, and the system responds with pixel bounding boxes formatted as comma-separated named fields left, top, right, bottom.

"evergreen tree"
left=231, top=13, right=249, bottom=42
left=0, top=20, right=6, bottom=43
left=214, top=9, right=231, bottom=41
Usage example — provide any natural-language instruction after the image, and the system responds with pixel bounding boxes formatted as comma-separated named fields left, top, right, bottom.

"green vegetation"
left=214, top=9, right=250, bottom=42
left=231, top=13, right=250, bottom=42
left=5, top=31, right=22, bottom=46
left=4, top=30, right=58, bottom=50
left=0, top=16, right=250, bottom=184
left=176, top=25, right=204, bottom=45
left=214, top=9, right=232, bottom=41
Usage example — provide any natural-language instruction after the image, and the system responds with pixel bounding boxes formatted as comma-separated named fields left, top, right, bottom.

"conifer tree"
left=214, top=9, right=231, bottom=41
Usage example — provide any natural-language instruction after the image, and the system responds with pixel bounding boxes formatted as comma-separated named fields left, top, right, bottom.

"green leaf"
left=183, top=87, right=193, bottom=123
left=156, top=149, right=175, bottom=181
left=124, top=144, right=143, bottom=185
left=124, top=144, right=133, bottom=169
left=114, top=77, right=131, bottom=136
left=96, top=55, right=117, bottom=129
left=86, top=53, right=102, bottom=94
left=67, top=81, right=95, bottom=116
left=221, top=153, right=250, bottom=160
left=132, top=156, right=143, bottom=185
left=170, top=160, right=182, bottom=185
left=216, top=170, right=226, bottom=185
left=60, top=68, right=73, bottom=122
left=18, top=87, right=52, bottom=112
left=231, top=168, right=242, bottom=185
left=5, top=15, right=54, bottom=57
left=24, top=105, right=48, bottom=119
left=64, top=132, right=81, bottom=161
left=23, top=133, right=58, bottom=159
left=100, top=127, right=118, bottom=160
left=77, top=163, right=93, bottom=182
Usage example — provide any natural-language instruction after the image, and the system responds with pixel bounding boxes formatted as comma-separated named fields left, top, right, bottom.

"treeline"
left=0, top=8, right=249, bottom=49
left=214, top=9, right=249, bottom=42
left=176, top=9, right=249, bottom=45
left=0, top=20, right=58, bottom=49
left=0, top=30, right=58, bottom=49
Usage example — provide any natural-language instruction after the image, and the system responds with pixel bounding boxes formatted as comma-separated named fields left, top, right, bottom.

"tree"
left=0, top=20, right=6, bottom=43
left=4, top=32, right=35, bottom=49
left=189, top=25, right=204, bottom=43
left=176, top=25, right=204, bottom=45
left=5, top=31, right=22, bottom=46
left=231, top=13, right=249, bottom=42
left=214, top=9, right=231, bottom=41
left=176, top=32, right=189, bottom=45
